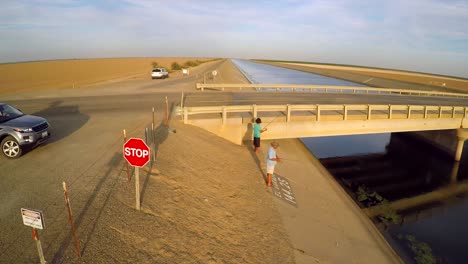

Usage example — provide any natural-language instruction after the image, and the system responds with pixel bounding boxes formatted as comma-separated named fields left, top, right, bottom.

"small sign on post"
left=21, top=208, right=46, bottom=264
left=21, top=208, right=44, bottom=229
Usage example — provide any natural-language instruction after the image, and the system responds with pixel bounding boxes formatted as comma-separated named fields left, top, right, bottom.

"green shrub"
left=151, top=61, right=159, bottom=68
left=183, top=60, right=201, bottom=68
left=171, top=62, right=182, bottom=71
left=398, top=235, right=437, bottom=264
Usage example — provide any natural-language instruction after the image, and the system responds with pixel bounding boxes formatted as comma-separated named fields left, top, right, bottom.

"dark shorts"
left=253, top=137, right=260, bottom=147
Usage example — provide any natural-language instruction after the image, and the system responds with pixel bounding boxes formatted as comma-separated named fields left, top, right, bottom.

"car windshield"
left=152, top=69, right=161, bottom=72
left=0, top=104, right=24, bottom=123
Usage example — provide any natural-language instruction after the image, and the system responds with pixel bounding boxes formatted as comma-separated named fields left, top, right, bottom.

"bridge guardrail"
left=182, top=103, right=468, bottom=124
left=195, top=83, right=468, bottom=99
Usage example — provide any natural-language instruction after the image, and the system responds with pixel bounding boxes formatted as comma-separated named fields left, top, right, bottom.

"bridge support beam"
left=455, top=129, right=468, bottom=161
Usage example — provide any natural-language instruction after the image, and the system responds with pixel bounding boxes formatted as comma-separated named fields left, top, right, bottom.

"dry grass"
left=0, top=57, right=215, bottom=94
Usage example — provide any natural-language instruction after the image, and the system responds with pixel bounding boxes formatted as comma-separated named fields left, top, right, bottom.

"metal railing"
left=195, top=83, right=468, bottom=99
left=182, top=104, right=468, bottom=124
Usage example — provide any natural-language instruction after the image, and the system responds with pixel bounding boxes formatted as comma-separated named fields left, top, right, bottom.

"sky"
left=1, top=0, right=468, bottom=78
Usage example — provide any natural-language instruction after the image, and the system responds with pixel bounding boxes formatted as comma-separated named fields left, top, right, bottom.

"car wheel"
left=1, top=136, right=22, bottom=159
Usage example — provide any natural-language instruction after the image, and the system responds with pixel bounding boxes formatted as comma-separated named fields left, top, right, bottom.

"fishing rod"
left=262, top=113, right=283, bottom=129
left=278, top=158, right=300, bottom=162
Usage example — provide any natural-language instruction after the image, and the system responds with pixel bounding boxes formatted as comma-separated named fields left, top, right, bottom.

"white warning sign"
left=21, top=208, right=44, bottom=229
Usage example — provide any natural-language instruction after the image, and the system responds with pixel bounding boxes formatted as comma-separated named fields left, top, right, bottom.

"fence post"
left=165, top=96, right=169, bottom=126
left=123, top=129, right=130, bottom=182
left=452, top=106, right=456, bottom=118
left=183, top=108, right=188, bottom=124
left=388, top=105, right=392, bottom=119
left=63, top=182, right=81, bottom=257
left=253, top=104, right=258, bottom=118
left=439, top=106, right=443, bottom=118
left=286, top=104, right=291, bottom=123
left=407, top=105, right=411, bottom=119
left=424, top=106, right=428, bottom=118
left=145, top=128, right=148, bottom=145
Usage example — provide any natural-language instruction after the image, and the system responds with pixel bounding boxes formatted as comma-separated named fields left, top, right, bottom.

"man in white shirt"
left=266, top=141, right=281, bottom=187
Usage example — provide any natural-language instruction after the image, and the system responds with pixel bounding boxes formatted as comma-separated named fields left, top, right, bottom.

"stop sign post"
left=123, top=138, right=150, bottom=210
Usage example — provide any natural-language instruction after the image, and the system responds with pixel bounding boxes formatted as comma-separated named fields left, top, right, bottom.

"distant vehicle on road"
left=151, top=68, right=169, bottom=79
left=0, top=103, right=50, bottom=158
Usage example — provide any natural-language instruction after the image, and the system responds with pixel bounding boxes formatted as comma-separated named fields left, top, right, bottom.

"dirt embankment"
left=256, top=61, right=468, bottom=93
left=0, top=57, right=216, bottom=94
left=42, top=60, right=295, bottom=263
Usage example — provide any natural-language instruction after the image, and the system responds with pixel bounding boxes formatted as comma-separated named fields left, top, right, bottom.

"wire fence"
left=0, top=101, right=174, bottom=263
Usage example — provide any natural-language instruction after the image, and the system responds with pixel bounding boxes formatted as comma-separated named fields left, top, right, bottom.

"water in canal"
left=233, top=59, right=468, bottom=263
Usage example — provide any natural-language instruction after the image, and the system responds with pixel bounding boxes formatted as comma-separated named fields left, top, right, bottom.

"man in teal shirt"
left=253, top=118, right=267, bottom=153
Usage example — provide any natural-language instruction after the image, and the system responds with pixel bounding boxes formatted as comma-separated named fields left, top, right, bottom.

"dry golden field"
left=0, top=57, right=214, bottom=94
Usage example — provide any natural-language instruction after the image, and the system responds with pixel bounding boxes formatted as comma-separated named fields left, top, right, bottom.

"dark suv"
left=0, top=103, right=50, bottom=158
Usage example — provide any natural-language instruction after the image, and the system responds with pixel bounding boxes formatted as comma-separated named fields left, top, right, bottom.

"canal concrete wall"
left=409, top=129, right=468, bottom=160
left=409, top=130, right=459, bottom=157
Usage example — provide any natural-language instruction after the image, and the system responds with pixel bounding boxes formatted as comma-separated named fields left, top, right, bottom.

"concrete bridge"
left=176, top=83, right=468, bottom=160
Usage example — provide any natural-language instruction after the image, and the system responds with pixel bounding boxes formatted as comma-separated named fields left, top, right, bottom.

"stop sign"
left=123, top=138, right=150, bottom=167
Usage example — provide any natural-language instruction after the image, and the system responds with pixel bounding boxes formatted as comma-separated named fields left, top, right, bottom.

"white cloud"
left=0, top=0, right=467, bottom=77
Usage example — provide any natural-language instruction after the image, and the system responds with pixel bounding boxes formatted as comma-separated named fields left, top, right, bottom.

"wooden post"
left=63, top=182, right=81, bottom=257
left=32, top=228, right=46, bottom=264
left=286, top=104, right=291, bottom=123
left=439, top=106, right=443, bottom=118
left=151, top=110, right=156, bottom=164
left=123, top=129, right=130, bottom=182
left=135, top=167, right=140, bottom=210
left=452, top=106, right=456, bottom=118
left=388, top=105, right=393, bottom=119
left=145, top=128, right=148, bottom=145
left=253, top=104, right=257, bottom=119
left=407, top=105, right=411, bottom=119
left=424, top=106, right=428, bottom=118
left=165, top=96, right=169, bottom=126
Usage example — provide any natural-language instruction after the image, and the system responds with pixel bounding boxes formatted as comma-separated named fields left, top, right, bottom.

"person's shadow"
left=243, top=121, right=267, bottom=183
